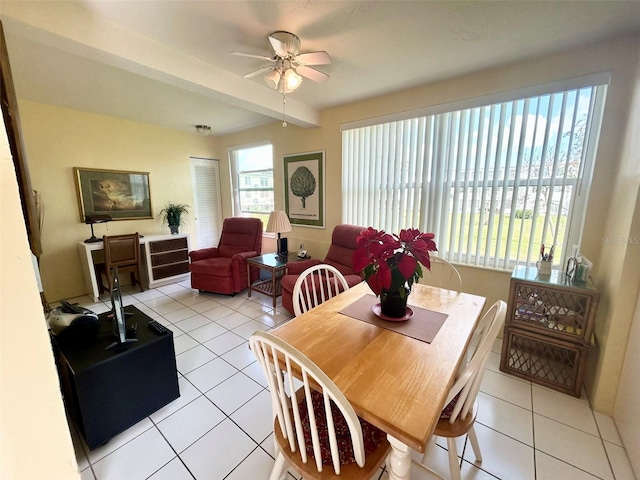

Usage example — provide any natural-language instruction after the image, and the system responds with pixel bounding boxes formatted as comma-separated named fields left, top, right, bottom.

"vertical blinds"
left=342, top=81, right=607, bottom=269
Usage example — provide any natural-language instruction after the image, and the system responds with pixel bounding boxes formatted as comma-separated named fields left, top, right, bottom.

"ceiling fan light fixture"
left=195, top=124, right=211, bottom=135
left=264, top=69, right=281, bottom=90
left=283, top=68, right=302, bottom=92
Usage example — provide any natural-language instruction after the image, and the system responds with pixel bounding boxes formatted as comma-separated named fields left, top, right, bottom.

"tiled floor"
left=60, top=281, right=636, bottom=480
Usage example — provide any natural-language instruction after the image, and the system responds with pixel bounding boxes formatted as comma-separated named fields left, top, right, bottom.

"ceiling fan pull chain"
left=282, top=93, right=288, bottom=127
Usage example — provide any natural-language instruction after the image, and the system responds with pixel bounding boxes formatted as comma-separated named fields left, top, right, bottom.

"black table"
left=53, top=305, right=180, bottom=449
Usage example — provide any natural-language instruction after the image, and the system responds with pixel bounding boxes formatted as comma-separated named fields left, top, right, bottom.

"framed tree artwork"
left=283, top=151, right=325, bottom=228
left=74, top=167, right=152, bottom=221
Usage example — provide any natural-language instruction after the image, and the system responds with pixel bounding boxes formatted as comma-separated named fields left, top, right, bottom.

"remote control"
left=148, top=320, right=169, bottom=336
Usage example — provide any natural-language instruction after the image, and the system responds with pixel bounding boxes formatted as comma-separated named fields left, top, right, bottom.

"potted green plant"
left=159, top=202, right=189, bottom=234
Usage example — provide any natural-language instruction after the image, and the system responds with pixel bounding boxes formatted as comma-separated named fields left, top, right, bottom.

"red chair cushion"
left=440, top=392, right=461, bottom=420
left=299, top=390, right=386, bottom=465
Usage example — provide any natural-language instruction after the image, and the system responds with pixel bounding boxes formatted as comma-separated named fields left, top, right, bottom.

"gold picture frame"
left=74, top=167, right=152, bottom=221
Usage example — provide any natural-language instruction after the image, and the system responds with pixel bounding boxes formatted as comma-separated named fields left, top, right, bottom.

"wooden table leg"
left=271, top=268, right=277, bottom=308
left=387, top=435, right=411, bottom=480
left=247, top=263, right=252, bottom=298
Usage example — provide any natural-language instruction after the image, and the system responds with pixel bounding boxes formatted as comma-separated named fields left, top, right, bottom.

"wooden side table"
left=246, top=253, right=290, bottom=308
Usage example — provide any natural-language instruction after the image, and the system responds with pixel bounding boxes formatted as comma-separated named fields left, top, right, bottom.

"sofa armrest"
left=189, top=248, right=220, bottom=262
left=231, top=251, right=258, bottom=262
left=285, top=258, right=322, bottom=275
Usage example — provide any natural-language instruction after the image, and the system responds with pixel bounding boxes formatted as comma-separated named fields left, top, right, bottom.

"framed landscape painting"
left=283, top=151, right=325, bottom=228
left=74, top=167, right=152, bottom=221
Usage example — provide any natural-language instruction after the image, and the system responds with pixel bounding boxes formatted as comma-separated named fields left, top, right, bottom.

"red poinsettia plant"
left=353, top=227, right=438, bottom=297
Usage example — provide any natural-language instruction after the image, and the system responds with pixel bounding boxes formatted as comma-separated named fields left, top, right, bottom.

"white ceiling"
left=2, top=1, right=640, bottom=135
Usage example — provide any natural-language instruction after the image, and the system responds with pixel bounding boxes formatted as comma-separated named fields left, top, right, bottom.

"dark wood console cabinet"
left=53, top=306, right=179, bottom=449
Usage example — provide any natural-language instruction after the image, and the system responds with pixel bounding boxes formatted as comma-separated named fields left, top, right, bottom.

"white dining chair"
left=414, top=300, right=507, bottom=480
left=249, top=331, right=390, bottom=479
left=423, top=256, right=462, bottom=292
left=292, top=264, right=350, bottom=316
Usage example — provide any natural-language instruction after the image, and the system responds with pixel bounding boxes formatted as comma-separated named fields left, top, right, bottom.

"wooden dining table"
left=269, top=281, right=486, bottom=480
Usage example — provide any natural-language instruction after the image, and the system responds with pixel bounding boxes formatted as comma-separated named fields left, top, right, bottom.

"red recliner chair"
left=281, top=224, right=365, bottom=315
left=188, top=217, right=263, bottom=295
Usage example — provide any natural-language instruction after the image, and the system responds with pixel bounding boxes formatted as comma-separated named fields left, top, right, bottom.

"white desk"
left=78, top=233, right=190, bottom=302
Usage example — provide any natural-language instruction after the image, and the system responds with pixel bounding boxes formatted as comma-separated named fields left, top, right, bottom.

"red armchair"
left=281, top=224, right=365, bottom=315
left=189, top=217, right=263, bottom=295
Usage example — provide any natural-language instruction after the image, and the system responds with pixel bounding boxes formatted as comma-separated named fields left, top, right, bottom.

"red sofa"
left=281, top=224, right=365, bottom=315
left=188, top=217, right=263, bottom=295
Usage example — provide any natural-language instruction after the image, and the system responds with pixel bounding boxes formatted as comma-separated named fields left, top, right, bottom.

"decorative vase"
left=169, top=224, right=179, bottom=234
left=380, top=288, right=410, bottom=318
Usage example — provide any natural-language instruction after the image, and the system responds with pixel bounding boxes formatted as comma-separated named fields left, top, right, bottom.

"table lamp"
left=84, top=214, right=112, bottom=243
left=266, top=211, right=293, bottom=260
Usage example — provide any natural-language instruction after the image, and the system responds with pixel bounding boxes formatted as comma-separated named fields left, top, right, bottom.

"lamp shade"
left=266, top=211, right=292, bottom=234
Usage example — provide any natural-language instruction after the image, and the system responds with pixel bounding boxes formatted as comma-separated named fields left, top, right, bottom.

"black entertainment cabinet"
left=53, top=305, right=180, bottom=449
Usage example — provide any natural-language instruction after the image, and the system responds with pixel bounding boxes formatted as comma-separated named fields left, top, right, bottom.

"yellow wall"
left=17, top=34, right=640, bottom=413
left=1, top=115, right=79, bottom=478
left=19, top=101, right=218, bottom=301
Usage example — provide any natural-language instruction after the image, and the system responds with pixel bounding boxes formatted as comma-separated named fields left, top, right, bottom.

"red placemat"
left=339, top=294, right=448, bottom=343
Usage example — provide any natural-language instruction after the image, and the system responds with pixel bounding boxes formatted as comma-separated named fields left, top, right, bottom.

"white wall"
left=1, top=124, right=79, bottom=478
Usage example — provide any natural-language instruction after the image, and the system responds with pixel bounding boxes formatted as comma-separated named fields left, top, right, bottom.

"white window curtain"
left=342, top=77, right=608, bottom=269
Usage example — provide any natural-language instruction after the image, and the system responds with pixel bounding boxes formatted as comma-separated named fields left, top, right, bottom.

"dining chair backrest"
left=444, top=300, right=506, bottom=423
left=292, top=264, right=350, bottom=316
left=102, top=233, right=143, bottom=291
left=249, top=331, right=366, bottom=475
left=423, top=256, right=462, bottom=292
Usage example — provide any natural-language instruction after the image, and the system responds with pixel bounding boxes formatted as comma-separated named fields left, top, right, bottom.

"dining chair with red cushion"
left=413, top=300, right=507, bottom=480
left=249, top=331, right=390, bottom=479
left=188, top=217, right=262, bottom=295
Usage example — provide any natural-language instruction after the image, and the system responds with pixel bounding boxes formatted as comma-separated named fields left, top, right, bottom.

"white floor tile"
left=462, top=423, right=535, bottom=480
left=480, top=369, right=532, bottom=410
left=201, top=304, right=235, bottom=320
left=184, top=357, right=237, bottom=392
left=189, top=299, right=222, bottom=313
left=254, top=311, right=292, bottom=328
left=136, top=292, right=172, bottom=304
left=80, top=468, right=96, bottom=480
left=180, top=418, right=256, bottom=480
left=484, top=351, right=502, bottom=374
left=152, top=300, right=185, bottom=315
left=157, top=283, right=188, bottom=295
left=91, top=427, right=175, bottom=480
left=604, top=441, right=637, bottom=480
left=238, top=302, right=275, bottom=319
left=232, top=319, right=271, bottom=339
left=476, top=391, right=534, bottom=446
left=532, top=384, right=598, bottom=436
left=242, top=361, right=269, bottom=387
left=172, top=334, right=199, bottom=355
left=230, top=390, right=274, bottom=444
left=203, top=331, right=247, bottom=355
left=535, top=451, right=600, bottom=480
left=162, top=306, right=198, bottom=323
left=172, top=313, right=212, bottom=332
left=205, top=372, right=264, bottom=415
left=225, top=447, right=275, bottom=479
left=147, top=457, right=194, bottom=480
left=534, top=413, right=613, bottom=480
left=87, top=417, right=154, bottom=464
left=594, top=411, right=624, bottom=446
left=175, top=345, right=217, bottom=375
left=221, top=343, right=256, bottom=370
left=214, top=311, right=254, bottom=330
left=157, top=395, right=225, bottom=453
left=188, top=321, right=228, bottom=343
left=174, top=292, right=211, bottom=307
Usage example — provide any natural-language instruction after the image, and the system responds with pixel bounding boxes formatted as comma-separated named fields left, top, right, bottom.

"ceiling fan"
left=232, top=31, right=331, bottom=94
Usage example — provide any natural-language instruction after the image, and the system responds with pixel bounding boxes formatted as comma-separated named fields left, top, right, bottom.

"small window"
left=229, top=142, right=274, bottom=227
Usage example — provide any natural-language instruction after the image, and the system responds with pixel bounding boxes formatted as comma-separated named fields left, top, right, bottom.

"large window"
left=229, top=142, right=274, bottom=226
left=342, top=75, right=608, bottom=269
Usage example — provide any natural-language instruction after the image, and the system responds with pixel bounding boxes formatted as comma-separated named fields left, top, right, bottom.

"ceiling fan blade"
left=296, top=65, right=329, bottom=83
left=243, top=65, right=274, bottom=78
left=231, top=52, right=274, bottom=62
left=295, top=51, right=331, bottom=66
left=268, top=35, right=289, bottom=57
